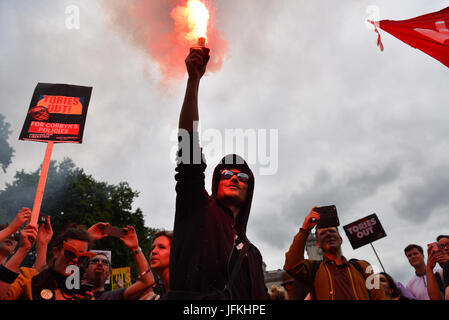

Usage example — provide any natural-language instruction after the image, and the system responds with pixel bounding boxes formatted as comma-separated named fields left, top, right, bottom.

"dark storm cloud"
left=2, top=0, right=449, bottom=276
left=251, top=161, right=403, bottom=249
left=394, top=165, right=449, bottom=223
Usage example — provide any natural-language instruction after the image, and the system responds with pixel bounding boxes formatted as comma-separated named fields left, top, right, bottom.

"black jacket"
left=167, top=132, right=269, bottom=300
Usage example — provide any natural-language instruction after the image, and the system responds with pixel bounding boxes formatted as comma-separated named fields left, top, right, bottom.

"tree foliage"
left=0, top=114, right=15, bottom=173
left=0, top=158, right=158, bottom=278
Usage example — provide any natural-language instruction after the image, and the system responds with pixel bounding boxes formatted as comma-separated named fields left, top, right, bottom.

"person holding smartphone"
left=0, top=224, right=38, bottom=295
left=425, top=235, right=449, bottom=300
left=2, top=224, right=95, bottom=300
left=0, top=212, right=52, bottom=297
left=284, top=207, right=386, bottom=300
left=83, top=224, right=155, bottom=300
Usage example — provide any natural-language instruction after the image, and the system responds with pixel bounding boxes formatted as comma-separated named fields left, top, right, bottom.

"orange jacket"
left=4, top=267, right=39, bottom=300
left=4, top=267, right=95, bottom=300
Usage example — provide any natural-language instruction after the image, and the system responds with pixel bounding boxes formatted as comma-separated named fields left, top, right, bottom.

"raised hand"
left=120, top=226, right=139, bottom=251
left=185, top=47, right=210, bottom=80
left=9, top=208, right=32, bottom=232
left=37, top=215, right=53, bottom=247
left=302, top=207, right=320, bottom=232
left=87, top=222, right=110, bottom=241
left=19, top=224, right=38, bottom=251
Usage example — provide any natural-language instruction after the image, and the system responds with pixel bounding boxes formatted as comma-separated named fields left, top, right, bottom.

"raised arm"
left=174, top=48, right=211, bottom=215
left=34, top=216, right=53, bottom=272
left=4, top=225, right=37, bottom=273
left=178, top=47, right=210, bottom=132
left=0, top=224, right=37, bottom=299
left=120, top=226, right=155, bottom=300
left=426, top=243, right=448, bottom=300
left=284, top=208, right=320, bottom=279
left=0, top=208, right=31, bottom=243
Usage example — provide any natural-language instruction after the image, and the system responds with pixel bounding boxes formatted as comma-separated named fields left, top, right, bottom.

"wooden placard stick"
left=30, top=141, right=54, bottom=227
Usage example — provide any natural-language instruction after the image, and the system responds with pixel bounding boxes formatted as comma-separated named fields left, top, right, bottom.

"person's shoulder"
left=352, top=259, right=370, bottom=267
left=348, top=258, right=371, bottom=271
left=405, top=275, right=416, bottom=288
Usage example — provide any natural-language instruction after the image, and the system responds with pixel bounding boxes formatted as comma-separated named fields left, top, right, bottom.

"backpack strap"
left=348, top=259, right=366, bottom=278
left=309, top=259, right=367, bottom=300
left=309, top=260, right=321, bottom=300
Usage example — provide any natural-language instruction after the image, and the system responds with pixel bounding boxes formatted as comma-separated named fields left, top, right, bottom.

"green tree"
left=0, top=158, right=158, bottom=279
left=0, top=114, right=15, bottom=172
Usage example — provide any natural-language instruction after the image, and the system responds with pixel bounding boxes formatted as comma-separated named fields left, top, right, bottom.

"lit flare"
left=186, top=0, right=210, bottom=46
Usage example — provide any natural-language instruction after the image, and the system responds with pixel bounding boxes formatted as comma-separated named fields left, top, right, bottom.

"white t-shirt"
left=406, top=267, right=443, bottom=300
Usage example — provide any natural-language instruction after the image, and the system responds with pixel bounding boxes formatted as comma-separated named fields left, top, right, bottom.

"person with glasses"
left=436, top=235, right=449, bottom=256
left=166, top=47, right=269, bottom=300
left=426, top=235, right=449, bottom=300
left=3, top=224, right=96, bottom=300
left=437, top=235, right=449, bottom=300
left=83, top=225, right=155, bottom=300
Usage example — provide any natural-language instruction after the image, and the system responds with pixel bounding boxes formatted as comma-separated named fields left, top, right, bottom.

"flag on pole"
left=371, top=7, right=449, bottom=68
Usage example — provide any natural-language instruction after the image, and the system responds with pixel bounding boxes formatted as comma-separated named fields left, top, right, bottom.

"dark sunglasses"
left=438, top=242, right=449, bottom=250
left=62, top=241, right=96, bottom=262
left=220, top=170, right=250, bottom=183
left=89, top=257, right=110, bottom=266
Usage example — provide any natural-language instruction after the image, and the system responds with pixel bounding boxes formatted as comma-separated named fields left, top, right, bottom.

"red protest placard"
left=19, top=83, right=92, bottom=143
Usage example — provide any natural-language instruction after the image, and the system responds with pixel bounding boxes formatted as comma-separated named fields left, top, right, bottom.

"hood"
left=212, top=154, right=255, bottom=240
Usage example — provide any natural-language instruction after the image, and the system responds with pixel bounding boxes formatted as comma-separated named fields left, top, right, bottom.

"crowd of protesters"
left=1, top=47, right=448, bottom=301
left=0, top=206, right=447, bottom=300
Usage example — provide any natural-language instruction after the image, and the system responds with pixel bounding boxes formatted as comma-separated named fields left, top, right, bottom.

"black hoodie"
left=168, top=132, right=269, bottom=300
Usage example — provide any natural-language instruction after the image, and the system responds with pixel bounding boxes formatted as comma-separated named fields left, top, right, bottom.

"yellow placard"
left=111, top=267, right=132, bottom=291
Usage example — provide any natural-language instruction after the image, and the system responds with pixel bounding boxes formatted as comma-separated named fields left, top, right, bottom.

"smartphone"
left=13, top=232, right=20, bottom=242
left=104, top=225, right=126, bottom=238
left=38, top=214, right=48, bottom=224
left=314, top=205, right=340, bottom=228
left=428, top=242, right=440, bottom=253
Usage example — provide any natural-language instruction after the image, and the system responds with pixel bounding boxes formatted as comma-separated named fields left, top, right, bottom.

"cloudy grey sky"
left=1, top=0, right=449, bottom=285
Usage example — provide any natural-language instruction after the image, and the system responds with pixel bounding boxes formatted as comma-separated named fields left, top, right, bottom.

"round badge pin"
left=40, top=289, right=53, bottom=300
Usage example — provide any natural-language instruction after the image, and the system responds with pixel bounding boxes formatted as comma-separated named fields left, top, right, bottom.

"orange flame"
left=187, top=0, right=209, bottom=42
left=172, top=0, right=210, bottom=45
left=102, top=0, right=228, bottom=83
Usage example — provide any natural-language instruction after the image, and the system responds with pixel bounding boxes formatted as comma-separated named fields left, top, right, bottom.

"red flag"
left=372, top=7, right=449, bottom=68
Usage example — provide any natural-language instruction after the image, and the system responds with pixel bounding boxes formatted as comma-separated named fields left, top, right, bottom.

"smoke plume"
left=100, top=0, right=228, bottom=82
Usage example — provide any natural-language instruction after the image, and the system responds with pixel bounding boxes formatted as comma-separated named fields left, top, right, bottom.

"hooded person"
left=166, top=47, right=269, bottom=300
